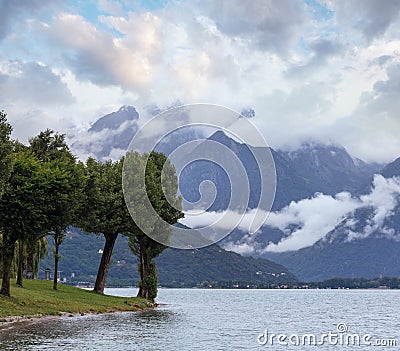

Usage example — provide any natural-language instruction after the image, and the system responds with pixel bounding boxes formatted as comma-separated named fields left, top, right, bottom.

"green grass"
left=0, top=280, right=152, bottom=320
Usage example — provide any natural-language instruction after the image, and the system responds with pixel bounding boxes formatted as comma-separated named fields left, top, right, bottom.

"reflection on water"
left=0, top=307, right=179, bottom=351
left=1, top=289, right=399, bottom=350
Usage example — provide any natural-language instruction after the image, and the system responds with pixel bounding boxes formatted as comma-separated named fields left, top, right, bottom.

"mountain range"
left=39, top=228, right=297, bottom=287
left=69, top=105, right=400, bottom=282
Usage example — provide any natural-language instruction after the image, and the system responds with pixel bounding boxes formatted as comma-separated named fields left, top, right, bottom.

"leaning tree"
left=78, top=157, right=131, bottom=294
left=124, top=151, right=183, bottom=301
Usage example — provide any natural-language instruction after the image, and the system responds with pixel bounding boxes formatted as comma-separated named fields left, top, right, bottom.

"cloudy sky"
left=1, top=0, right=400, bottom=163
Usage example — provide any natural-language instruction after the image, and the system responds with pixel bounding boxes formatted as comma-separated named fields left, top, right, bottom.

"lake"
left=0, top=288, right=399, bottom=350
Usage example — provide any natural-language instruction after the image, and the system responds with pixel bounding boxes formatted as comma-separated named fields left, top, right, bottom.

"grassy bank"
left=0, top=279, right=152, bottom=321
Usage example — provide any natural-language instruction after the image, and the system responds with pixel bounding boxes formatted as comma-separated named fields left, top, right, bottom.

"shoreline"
left=0, top=280, right=155, bottom=327
left=0, top=305, right=159, bottom=331
left=0, top=314, right=65, bottom=331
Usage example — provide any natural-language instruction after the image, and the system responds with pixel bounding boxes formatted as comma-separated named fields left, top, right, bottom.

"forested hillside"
left=39, top=228, right=297, bottom=287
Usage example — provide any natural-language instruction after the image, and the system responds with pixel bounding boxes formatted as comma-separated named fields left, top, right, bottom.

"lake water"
left=0, top=288, right=399, bottom=350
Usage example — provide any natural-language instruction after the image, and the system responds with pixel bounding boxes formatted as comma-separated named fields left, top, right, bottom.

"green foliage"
left=79, top=157, right=130, bottom=234
left=0, top=128, right=85, bottom=295
left=125, top=151, right=183, bottom=258
left=124, top=151, right=183, bottom=300
left=124, top=151, right=183, bottom=247
left=78, top=157, right=132, bottom=293
left=29, top=129, right=71, bottom=161
left=30, top=131, right=85, bottom=233
left=26, top=236, right=48, bottom=278
left=0, top=110, right=13, bottom=197
left=29, top=130, right=85, bottom=290
left=0, top=151, right=52, bottom=242
left=0, top=150, right=56, bottom=295
left=144, top=151, right=183, bottom=225
left=138, top=261, right=158, bottom=300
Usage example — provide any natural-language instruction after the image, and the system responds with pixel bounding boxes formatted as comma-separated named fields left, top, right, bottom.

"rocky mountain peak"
left=88, top=105, right=139, bottom=133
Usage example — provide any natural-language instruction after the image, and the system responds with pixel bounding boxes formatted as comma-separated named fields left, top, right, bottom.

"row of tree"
left=0, top=111, right=183, bottom=301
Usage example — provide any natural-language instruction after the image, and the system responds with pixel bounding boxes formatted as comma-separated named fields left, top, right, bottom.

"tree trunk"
left=137, top=239, right=150, bottom=300
left=52, top=230, right=66, bottom=291
left=93, top=232, right=118, bottom=294
left=0, top=239, right=16, bottom=296
left=53, top=236, right=60, bottom=291
left=25, top=240, right=35, bottom=279
left=16, top=241, right=24, bottom=287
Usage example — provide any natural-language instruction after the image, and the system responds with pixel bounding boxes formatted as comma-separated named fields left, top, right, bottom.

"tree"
left=47, top=156, right=84, bottom=291
left=16, top=239, right=25, bottom=287
left=0, top=152, right=51, bottom=296
left=29, top=130, right=85, bottom=290
left=0, top=127, right=83, bottom=295
left=0, top=110, right=13, bottom=197
left=24, top=236, right=48, bottom=279
left=78, top=158, right=130, bottom=294
left=124, top=151, right=183, bottom=301
left=29, top=129, right=69, bottom=161
left=3, top=236, right=47, bottom=287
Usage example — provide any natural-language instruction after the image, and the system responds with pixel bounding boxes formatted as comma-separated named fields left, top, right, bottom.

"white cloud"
left=43, top=12, right=163, bottom=91
left=330, top=61, right=400, bottom=163
left=180, top=209, right=254, bottom=232
left=259, top=191, right=360, bottom=252
left=97, top=0, right=124, bottom=16
left=70, top=118, right=138, bottom=161
left=0, top=0, right=62, bottom=42
left=360, top=174, right=400, bottom=236
left=202, top=0, right=308, bottom=55
left=264, top=175, right=400, bottom=251
left=223, top=239, right=256, bottom=255
left=0, top=60, right=75, bottom=142
left=328, top=0, right=400, bottom=42
left=0, top=60, right=74, bottom=106
left=190, top=175, right=400, bottom=253
left=0, top=1, right=399, bottom=163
